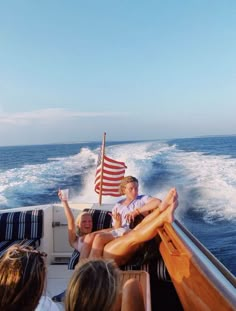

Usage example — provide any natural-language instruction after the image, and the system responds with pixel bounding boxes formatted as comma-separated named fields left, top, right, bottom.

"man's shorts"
left=110, top=226, right=131, bottom=238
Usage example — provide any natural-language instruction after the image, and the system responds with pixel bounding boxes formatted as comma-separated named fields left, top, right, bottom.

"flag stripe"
left=94, top=186, right=121, bottom=194
left=95, top=169, right=126, bottom=180
left=94, top=190, right=121, bottom=197
left=94, top=149, right=127, bottom=197
left=94, top=179, right=124, bottom=188
left=100, top=165, right=126, bottom=172
left=95, top=174, right=125, bottom=182
left=96, top=181, right=121, bottom=188
left=104, top=155, right=127, bottom=167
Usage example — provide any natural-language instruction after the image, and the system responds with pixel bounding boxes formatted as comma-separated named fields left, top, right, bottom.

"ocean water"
left=0, top=136, right=235, bottom=276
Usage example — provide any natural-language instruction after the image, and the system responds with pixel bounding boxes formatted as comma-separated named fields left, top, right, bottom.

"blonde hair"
left=75, top=212, right=93, bottom=236
left=65, top=258, right=121, bottom=311
left=0, top=244, right=47, bottom=311
left=119, top=176, right=139, bottom=195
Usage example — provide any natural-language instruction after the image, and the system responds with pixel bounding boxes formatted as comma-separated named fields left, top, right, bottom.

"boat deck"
left=46, top=264, right=73, bottom=310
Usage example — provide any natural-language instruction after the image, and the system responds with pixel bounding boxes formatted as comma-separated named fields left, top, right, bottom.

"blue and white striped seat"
left=0, top=209, right=43, bottom=256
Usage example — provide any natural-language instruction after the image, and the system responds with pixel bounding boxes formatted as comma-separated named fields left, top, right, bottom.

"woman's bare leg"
left=79, top=228, right=112, bottom=259
left=88, top=232, right=115, bottom=258
left=82, top=189, right=177, bottom=262
left=103, top=199, right=178, bottom=266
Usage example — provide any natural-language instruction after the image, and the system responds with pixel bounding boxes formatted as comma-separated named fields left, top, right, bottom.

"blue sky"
left=0, top=1, right=235, bottom=146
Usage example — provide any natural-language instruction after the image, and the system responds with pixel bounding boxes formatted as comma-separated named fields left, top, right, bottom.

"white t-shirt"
left=35, top=296, right=63, bottom=311
left=112, top=194, right=151, bottom=227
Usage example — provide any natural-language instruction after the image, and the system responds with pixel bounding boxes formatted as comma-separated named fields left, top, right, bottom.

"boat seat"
left=67, top=208, right=171, bottom=282
left=0, top=209, right=43, bottom=256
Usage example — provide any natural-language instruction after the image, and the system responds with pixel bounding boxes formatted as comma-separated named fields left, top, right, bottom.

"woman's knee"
left=93, top=233, right=109, bottom=247
left=84, top=232, right=97, bottom=245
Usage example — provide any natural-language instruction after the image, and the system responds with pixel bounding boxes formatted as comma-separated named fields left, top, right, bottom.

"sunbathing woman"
left=59, top=194, right=93, bottom=252
left=57, top=189, right=121, bottom=258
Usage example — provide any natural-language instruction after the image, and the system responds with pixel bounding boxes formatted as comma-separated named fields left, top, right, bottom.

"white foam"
left=0, top=141, right=235, bottom=223
left=164, top=149, right=236, bottom=222
left=74, top=141, right=173, bottom=203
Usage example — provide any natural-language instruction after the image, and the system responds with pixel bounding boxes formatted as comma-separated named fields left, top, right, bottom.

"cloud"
left=0, top=108, right=128, bottom=125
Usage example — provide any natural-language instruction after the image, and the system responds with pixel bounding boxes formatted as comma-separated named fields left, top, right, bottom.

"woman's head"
left=0, top=244, right=47, bottom=311
left=65, top=258, right=121, bottom=311
left=75, top=212, right=93, bottom=236
left=119, top=176, right=139, bottom=198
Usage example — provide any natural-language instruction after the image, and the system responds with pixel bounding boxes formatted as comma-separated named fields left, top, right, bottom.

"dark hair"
left=0, top=244, right=47, bottom=311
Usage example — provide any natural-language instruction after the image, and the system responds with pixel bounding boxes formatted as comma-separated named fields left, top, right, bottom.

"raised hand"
left=58, top=189, right=68, bottom=202
left=125, top=209, right=140, bottom=223
left=112, top=210, right=122, bottom=229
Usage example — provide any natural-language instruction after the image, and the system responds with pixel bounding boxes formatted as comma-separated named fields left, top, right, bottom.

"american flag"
left=94, top=150, right=127, bottom=197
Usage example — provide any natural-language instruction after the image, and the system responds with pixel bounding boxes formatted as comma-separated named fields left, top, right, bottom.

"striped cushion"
left=68, top=249, right=80, bottom=269
left=0, top=210, right=43, bottom=241
left=68, top=249, right=170, bottom=281
left=0, top=239, right=41, bottom=257
left=121, top=258, right=171, bottom=282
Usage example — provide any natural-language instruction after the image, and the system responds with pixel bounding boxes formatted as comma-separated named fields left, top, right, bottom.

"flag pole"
left=99, top=132, right=106, bottom=205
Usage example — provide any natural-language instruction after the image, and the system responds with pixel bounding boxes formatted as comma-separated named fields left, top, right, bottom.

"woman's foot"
left=160, top=198, right=178, bottom=223
left=159, top=188, right=177, bottom=212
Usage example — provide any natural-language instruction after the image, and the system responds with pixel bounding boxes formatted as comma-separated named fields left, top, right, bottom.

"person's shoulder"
left=36, top=296, right=62, bottom=311
left=136, top=194, right=153, bottom=204
left=137, top=194, right=151, bottom=200
left=114, top=198, right=125, bottom=206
